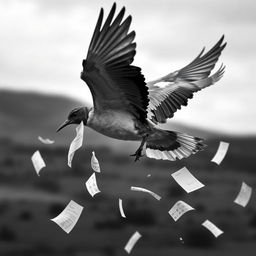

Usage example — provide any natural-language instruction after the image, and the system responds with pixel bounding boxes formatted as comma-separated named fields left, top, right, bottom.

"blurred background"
left=0, top=0, right=256, bottom=255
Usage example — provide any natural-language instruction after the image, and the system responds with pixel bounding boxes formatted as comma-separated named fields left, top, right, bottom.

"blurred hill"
left=0, top=89, right=256, bottom=156
left=0, top=90, right=82, bottom=145
left=0, top=90, right=220, bottom=145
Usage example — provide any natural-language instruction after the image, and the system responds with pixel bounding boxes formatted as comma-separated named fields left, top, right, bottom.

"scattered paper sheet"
left=171, top=167, right=204, bottom=193
left=124, top=231, right=142, bottom=254
left=85, top=173, right=101, bottom=197
left=119, top=198, right=126, bottom=218
left=234, top=182, right=252, bottom=207
left=211, top=141, right=229, bottom=165
left=131, top=186, right=161, bottom=201
left=51, top=200, right=83, bottom=234
left=31, top=150, right=46, bottom=176
left=91, top=151, right=100, bottom=173
left=202, top=220, right=223, bottom=238
left=38, top=136, right=55, bottom=144
left=68, top=121, right=84, bottom=167
left=168, top=200, right=195, bottom=221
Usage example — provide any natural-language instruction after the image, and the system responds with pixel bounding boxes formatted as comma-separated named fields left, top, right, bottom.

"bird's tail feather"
left=146, top=129, right=206, bottom=161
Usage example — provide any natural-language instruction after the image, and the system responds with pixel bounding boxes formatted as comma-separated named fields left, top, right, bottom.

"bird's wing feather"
left=81, top=3, right=149, bottom=122
left=147, top=36, right=226, bottom=123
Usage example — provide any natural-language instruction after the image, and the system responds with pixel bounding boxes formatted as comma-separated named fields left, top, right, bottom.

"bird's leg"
left=130, top=135, right=148, bottom=162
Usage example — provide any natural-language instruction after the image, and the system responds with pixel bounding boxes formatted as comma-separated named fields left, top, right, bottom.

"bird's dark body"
left=87, top=108, right=152, bottom=141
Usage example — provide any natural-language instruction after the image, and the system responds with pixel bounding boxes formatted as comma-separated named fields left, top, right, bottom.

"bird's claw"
left=130, top=149, right=144, bottom=162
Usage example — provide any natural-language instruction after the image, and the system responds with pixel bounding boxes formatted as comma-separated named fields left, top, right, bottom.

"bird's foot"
left=130, top=148, right=144, bottom=162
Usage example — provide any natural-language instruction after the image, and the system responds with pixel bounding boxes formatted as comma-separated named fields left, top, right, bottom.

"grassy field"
left=0, top=135, right=256, bottom=256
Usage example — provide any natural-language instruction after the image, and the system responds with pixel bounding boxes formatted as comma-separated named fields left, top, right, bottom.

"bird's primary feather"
left=81, top=3, right=149, bottom=123
left=147, top=37, right=226, bottom=124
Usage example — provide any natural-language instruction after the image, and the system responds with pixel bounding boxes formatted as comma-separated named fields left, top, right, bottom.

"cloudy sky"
left=0, top=0, right=255, bottom=134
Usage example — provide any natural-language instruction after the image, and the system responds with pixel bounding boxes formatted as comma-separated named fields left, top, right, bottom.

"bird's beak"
left=56, top=120, right=72, bottom=132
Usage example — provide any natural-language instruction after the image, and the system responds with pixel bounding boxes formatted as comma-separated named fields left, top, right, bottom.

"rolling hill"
left=0, top=89, right=255, bottom=156
left=0, top=89, right=214, bottom=151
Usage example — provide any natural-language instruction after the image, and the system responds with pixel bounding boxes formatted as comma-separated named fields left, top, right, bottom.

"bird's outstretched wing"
left=81, top=3, right=149, bottom=123
left=147, top=36, right=226, bottom=124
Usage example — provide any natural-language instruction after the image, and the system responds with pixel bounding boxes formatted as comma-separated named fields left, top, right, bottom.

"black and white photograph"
left=0, top=0, right=256, bottom=255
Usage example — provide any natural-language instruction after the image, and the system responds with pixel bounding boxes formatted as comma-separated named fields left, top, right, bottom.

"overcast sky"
left=0, top=0, right=255, bottom=135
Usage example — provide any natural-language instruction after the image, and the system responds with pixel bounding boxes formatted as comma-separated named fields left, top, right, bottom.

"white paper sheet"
left=51, top=200, right=83, bottom=234
left=131, top=186, right=161, bottom=200
left=168, top=200, right=195, bottom=221
left=211, top=141, right=229, bottom=165
left=85, top=173, right=100, bottom=197
left=171, top=167, right=204, bottom=193
left=68, top=121, right=84, bottom=167
left=202, top=220, right=223, bottom=238
left=31, top=150, right=46, bottom=176
left=119, top=198, right=126, bottom=218
left=38, top=136, right=55, bottom=144
left=91, top=151, right=100, bottom=173
left=234, top=182, right=252, bottom=207
left=124, top=231, right=141, bottom=254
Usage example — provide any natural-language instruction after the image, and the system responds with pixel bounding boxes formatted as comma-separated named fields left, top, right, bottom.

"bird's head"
left=56, top=107, right=89, bottom=132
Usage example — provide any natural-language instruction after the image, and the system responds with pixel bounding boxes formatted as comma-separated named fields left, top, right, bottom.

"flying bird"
left=57, top=3, right=226, bottom=161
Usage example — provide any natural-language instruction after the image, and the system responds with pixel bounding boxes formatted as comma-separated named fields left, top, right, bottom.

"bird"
left=57, top=2, right=226, bottom=162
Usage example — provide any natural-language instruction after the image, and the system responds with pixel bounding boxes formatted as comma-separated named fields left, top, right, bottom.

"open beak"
left=56, top=120, right=72, bottom=132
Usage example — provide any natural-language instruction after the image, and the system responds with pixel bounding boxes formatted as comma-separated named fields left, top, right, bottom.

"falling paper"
left=31, top=150, right=46, bottom=176
left=68, top=121, right=84, bottom=167
left=202, top=220, right=223, bottom=238
left=119, top=198, right=126, bottom=218
left=131, top=186, right=161, bottom=200
left=168, top=200, right=195, bottom=221
left=85, top=173, right=101, bottom=197
left=91, top=151, right=100, bottom=173
left=171, top=167, right=204, bottom=193
left=38, top=136, right=55, bottom=144
left=211, top=141, right=229, bottom=165
left=234, top=182, right=252, bottom=207
left=124, top=231, right=141, bottom=254
left=51, top=200, right=83, bottom=234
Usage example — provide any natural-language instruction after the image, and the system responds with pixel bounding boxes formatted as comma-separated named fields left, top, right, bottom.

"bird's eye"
left=68, top=110, right=78, bottom=119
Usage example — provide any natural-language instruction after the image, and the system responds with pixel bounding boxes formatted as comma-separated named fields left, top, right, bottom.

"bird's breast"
left=87, top=109, right=141, bottom=141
